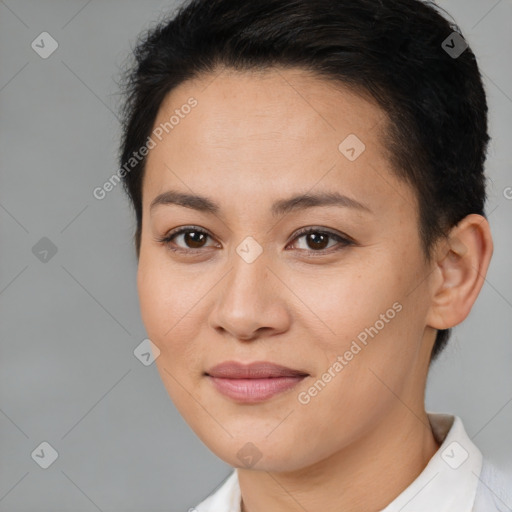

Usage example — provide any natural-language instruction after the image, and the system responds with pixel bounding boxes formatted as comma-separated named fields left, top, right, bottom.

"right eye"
left=157, top=226, right=220, bottom=253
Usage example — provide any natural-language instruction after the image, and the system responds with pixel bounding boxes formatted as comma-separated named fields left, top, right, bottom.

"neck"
left=238, top=407, right=440, bottom=512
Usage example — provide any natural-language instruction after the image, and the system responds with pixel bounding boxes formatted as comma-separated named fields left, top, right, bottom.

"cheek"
left=137, top=255, right=206, bottom=409
left=137, top=249, right=232, bottom=391
left=287, top=255, right=422, bottom=410
left=137, top=258, right=169, bottom=339
left=137, top=253, right=196, bottom=353
left=288, top=260, right=402, bottom=349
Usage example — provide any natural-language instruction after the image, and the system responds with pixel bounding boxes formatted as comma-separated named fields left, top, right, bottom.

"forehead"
left=150, top=67, right=385, bottom=155
left=143, top=67, right=414, bottom=218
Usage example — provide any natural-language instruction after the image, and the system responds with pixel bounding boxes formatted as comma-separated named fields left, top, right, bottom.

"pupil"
left=185, top=231, right=205, bottom=248
left=308, top=233, right=328, bottom=250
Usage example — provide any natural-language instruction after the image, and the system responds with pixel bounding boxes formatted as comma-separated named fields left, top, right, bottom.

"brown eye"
left=181, top=230, right=208, bottom=248
left=290, top=227, right=353, bottom=253
left=159, top=226, right=218, bottom=252
left=304, top=232, right=330, bottom=250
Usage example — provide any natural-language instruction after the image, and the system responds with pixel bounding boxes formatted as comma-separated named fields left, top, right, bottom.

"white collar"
left=194, top=413, right=483, bottom=512
left=380, top=413, right=482, bottom=511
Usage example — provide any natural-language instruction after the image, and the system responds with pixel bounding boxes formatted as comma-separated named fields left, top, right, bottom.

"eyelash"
left=156, top=225, right=354, bottom=256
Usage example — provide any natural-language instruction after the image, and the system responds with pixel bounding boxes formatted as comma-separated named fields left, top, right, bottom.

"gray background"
left=0, top=0, right=511, bottom=510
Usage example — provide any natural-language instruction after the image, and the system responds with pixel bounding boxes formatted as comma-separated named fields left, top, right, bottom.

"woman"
left=118, top=0, right=510, bottom=509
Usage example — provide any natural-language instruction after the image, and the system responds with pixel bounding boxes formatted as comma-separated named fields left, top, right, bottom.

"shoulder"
left=473, top=459, right=512, bottom=511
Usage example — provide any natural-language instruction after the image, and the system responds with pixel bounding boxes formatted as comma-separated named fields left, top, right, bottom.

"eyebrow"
left=149, top=189, right=372, bottom=216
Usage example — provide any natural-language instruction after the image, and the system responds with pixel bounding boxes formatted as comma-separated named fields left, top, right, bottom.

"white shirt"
left=191, top=413, right=511, bottom=512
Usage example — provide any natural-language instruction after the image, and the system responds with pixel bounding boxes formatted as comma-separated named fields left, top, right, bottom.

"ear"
left=426, top=214, right=493, bottom=331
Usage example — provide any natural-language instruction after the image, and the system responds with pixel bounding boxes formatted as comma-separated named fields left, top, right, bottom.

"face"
left=137, top=67, right=437, bottom=472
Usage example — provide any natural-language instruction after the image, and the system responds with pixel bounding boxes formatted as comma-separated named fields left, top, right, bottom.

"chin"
left=194, top=429, right=312, bottom=473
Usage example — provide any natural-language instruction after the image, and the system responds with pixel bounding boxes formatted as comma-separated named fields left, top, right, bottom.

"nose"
left=208, top=246, right=291, bottom=342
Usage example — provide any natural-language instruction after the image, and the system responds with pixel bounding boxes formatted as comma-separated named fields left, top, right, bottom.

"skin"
left=137, top=67, right=493, bottom=511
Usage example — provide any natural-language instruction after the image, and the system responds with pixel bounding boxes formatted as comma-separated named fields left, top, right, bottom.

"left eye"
left=288, top=228, right=352, bottom=252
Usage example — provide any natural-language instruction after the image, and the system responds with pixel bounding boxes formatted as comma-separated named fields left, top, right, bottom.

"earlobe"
left=426, top=214, right=493, bottom=330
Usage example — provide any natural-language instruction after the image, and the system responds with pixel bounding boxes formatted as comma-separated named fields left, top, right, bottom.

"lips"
left=205, top=361, right=309, bottom=379
left=205, top=361, right=309, bottom=403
